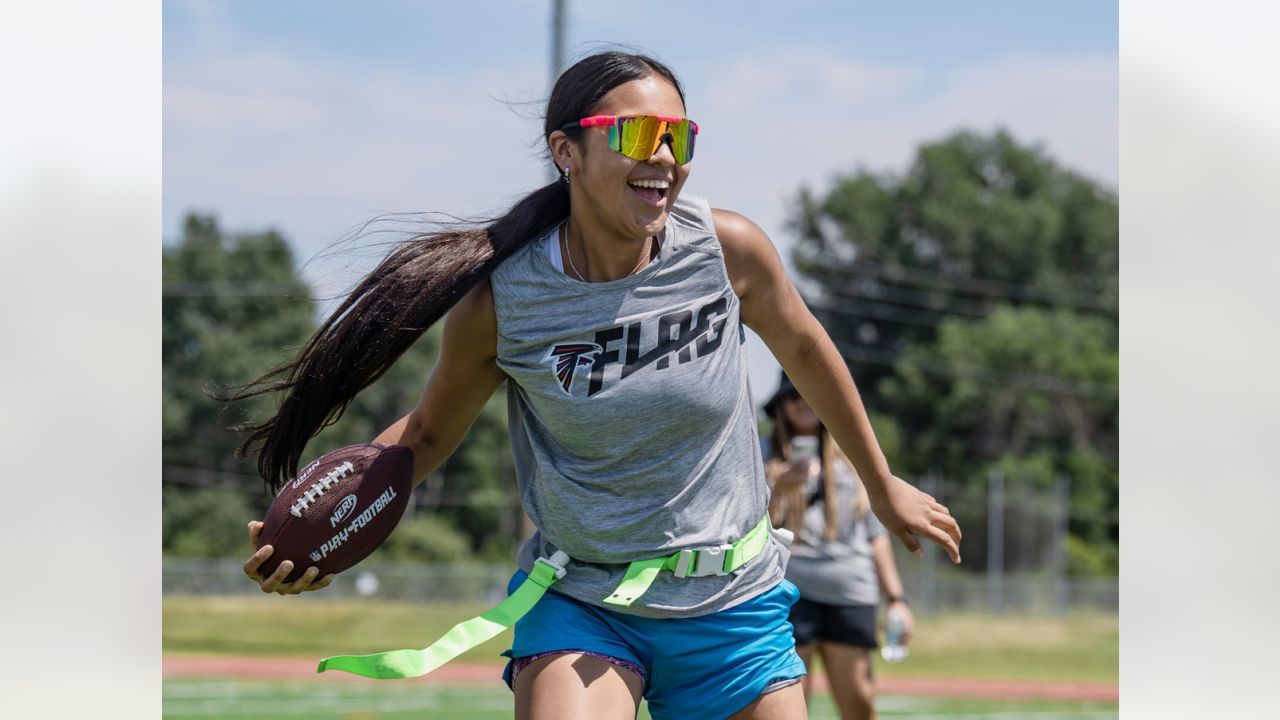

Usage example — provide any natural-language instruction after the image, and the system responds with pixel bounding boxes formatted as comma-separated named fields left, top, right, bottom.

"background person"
left=765, top=374, right=915, bottom=720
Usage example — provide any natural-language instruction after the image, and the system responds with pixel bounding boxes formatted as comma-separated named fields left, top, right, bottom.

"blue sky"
left=163, top=0, right=1117, bottom=395
left=165, top=2, right=1116, bottom=73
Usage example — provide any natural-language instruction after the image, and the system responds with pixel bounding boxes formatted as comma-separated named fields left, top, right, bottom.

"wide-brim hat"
left=763, top=372, right=798, bottom=418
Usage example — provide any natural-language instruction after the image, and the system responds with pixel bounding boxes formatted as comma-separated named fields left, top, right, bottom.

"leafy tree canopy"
left=790, top=130, right=1117, bottom=574
left=162, top=216, right=516, bottom=559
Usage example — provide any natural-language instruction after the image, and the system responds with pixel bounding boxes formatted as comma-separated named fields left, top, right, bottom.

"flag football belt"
left=316, top=514, right=775, bottom=679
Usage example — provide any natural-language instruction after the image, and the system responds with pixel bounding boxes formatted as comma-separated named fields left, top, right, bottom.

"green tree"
left=163, top=214, right=517, bottom=560
left=789, top=130, right=1118, bottom=574
left=163, top=215, right=315, bottom=554
left=163, top=486, right=257, bottom=557
left=163, top=215, right=315, bottom=475
left=312, top=333, right=518, bottom=560
left=371, top=514, right=472, bottom=563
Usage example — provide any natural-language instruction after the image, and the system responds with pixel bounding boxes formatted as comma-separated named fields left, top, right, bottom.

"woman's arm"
left=714, top=208, right=962, bottom=563
left=374, top=276, right=508, bottom=486
left=871, top=533, right=915, bottom=641
left=870, top=533, right=907, bottom=605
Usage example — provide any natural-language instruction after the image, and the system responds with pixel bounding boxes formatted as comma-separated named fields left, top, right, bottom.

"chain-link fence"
left=163, top=557, right=515, bottom=604
left=163, top=556, right=1115, bottom=615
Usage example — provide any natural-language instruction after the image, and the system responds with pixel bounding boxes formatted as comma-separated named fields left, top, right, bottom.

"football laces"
left=290, top=461, right=355, bottom=518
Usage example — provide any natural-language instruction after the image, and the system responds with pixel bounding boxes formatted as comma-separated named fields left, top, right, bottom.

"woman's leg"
left=727, top=681, right=808, bottom=720
left=513, top=651, right=643, bottom=720
left=817, top=642, right=875, bottom=720
left=794, top=642, right=818, bottom=702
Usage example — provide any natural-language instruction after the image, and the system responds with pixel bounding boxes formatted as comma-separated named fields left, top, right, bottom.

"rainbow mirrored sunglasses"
left=561, top=114, right=699, bottom=164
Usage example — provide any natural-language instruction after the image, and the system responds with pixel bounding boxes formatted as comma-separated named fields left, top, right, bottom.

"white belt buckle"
left=674, top=543, right=733, bottom=578
left=535, top=550, right=569, bottom=580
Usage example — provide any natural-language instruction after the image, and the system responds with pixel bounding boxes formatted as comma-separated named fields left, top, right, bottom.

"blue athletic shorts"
left=500, top=570, right=807, bottom=720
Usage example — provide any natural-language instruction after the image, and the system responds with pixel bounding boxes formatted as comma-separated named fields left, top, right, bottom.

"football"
left=256, top=443, right=414, bottom=584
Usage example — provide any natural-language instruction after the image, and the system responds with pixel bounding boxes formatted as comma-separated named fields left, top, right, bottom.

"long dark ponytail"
left=229, top=51, right=686, bottom=492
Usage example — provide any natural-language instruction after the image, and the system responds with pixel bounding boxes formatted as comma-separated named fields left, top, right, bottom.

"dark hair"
left=226, top=51, right=685, bottom=493
left=766, top=404, right=861, bottom=542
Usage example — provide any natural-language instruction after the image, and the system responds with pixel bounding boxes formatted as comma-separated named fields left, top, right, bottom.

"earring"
left=562, top=166, right=571, bottom=182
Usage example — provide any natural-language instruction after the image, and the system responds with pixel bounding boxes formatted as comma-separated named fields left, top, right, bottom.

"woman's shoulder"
left=710, top=207, right=772, bottom=259
left=669, top=194, right=770, bottom=251
left=708, top=207, right=784, bottom=303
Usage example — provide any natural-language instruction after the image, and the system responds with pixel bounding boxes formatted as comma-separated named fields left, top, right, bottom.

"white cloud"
left=702, top=49, right=922, bottom=113
left=165, top=46, right=548, bottom=298
left=165, top=38, right=1116, bottom=395
left=685, top=49, right=1116, bottom=391
left=687, top=48, right=1116, bottom=250
left=916, top=53, right=1118, bottom=186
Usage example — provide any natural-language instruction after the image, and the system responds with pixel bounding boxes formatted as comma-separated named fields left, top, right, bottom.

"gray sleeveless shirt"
left=490, top=193, right=787, bottom=619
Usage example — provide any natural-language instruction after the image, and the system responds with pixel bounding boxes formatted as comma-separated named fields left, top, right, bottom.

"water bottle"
left=881, top=606, right=909, bottom=662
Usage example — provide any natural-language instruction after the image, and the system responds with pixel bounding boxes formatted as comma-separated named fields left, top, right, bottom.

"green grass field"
left=164, top=595, right=1118, bottom=683
left=163, top=679, right=1117, bottom=719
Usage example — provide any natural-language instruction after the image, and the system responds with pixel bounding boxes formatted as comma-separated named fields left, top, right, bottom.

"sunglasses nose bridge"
left=647, top=132, right=678, bottom=164
left=641, top=118, right=677, bottom=159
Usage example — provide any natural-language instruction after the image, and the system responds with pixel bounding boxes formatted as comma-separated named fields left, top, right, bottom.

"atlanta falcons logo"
left=543, top=343, right=603, bottom=395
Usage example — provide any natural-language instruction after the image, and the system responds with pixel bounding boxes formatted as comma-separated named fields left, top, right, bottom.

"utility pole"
left=1050, top=473, right=1071, bottom=615
left=921, top=471, right=938, bottom=614
left=552, top=0, right=566, bottom=75
left=547, top=0, right=567, bottom=184
left=987, top=469, right=1005, bottom=615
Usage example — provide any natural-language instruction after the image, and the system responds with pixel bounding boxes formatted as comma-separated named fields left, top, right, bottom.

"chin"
left=641, top=213, right=668, bottom=236
left=623, top=203, right=667, bottom=238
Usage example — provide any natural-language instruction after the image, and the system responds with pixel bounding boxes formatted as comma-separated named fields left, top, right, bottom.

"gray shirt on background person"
left=770, top=440, right=887, bottom=607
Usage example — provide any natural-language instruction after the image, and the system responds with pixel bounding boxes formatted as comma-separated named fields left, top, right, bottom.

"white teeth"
left=628, top=179, right=670, bottom=189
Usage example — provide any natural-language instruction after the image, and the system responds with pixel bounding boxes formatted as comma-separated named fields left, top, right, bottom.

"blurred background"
left=161, top=2, right=1117, bottom=718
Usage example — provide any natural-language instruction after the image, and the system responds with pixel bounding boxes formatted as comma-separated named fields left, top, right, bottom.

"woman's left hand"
left=868, top=475, right=962, bottom=564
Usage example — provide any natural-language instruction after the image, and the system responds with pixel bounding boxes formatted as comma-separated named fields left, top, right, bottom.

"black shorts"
left=788, top=596, right=878, bottom=648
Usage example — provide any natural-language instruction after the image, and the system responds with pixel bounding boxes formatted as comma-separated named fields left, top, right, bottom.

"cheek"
left=583, top=155, right=633, bottom=191
left=582, top=138, right=631, bottom=177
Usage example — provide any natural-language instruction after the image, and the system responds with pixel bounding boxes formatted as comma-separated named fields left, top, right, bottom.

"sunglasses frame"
left=560, top=114, right=699, bottom=164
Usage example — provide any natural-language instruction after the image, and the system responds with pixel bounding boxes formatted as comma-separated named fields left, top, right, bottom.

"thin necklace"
left=561, top=222, right=657, bottom=282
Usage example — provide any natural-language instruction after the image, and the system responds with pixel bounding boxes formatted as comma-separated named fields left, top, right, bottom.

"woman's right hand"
left=868, top=475, right=962, bottom=564
left=771, top=458, right=817, bottom=492
left=243, top=520, right=336, bottom=595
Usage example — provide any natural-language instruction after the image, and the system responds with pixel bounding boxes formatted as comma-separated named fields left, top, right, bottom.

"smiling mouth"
left=627, top=179, right=670, bottom=206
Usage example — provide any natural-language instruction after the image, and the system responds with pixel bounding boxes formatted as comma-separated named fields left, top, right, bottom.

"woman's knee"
left=513, top=652, right=643, bottom=720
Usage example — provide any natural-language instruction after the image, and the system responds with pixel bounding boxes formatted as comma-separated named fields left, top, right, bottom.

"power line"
left=161, top=466, right=514, bottom=508
left=163, top=258, right=1116, bottom=320
left=830, top=338, right=1117, bottom=400
left=811, top=298, right=986, bottom=332
left=163, top=281, right=314, bottom=298
left=806, top=277, right=992, bottom=319
left=803, top=271, right=1116, bottom=321
left=808, top=298, right=1118, bottom=340
left=795, top=257, right=1118, bottom=315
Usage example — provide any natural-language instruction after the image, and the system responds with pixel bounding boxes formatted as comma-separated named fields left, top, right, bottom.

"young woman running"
left=765, top=375, right=915, bottom=720
left=236, top=51, right=960, bottom=720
